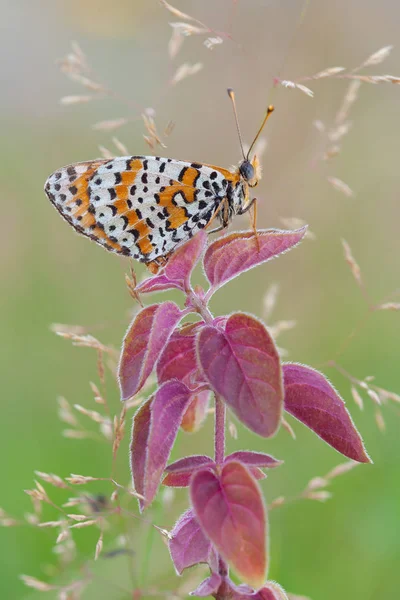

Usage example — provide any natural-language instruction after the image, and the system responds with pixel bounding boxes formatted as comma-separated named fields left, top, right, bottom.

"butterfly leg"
left=239, top=197, right=260, bottom=252
left=146, top=254, right=171, bottom=275
left=205, top=197, right=230, bottom=234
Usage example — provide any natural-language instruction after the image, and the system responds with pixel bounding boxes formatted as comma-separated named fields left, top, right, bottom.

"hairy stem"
left=214, top=394, right=226, bottom=466
left=186, top=285, right=214, bottom=324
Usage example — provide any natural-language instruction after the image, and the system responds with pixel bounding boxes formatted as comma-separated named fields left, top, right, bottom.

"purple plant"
left=118, top=226, right=370, bottom=599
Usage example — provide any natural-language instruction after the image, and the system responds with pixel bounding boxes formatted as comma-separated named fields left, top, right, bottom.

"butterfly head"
left=227, top=88, right=272, bottom=189
left=239, top=155, right=262, bottom=188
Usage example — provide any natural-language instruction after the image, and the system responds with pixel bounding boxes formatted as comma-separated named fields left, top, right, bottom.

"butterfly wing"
left=45, top=156, right=241, bottom=263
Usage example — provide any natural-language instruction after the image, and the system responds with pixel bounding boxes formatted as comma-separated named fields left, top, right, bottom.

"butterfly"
left=44, top=90, right=274, bottom=273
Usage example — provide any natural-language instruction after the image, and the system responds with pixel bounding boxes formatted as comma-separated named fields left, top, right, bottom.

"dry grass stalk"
left=35, top=471, right=68, bottom=489
left=169, top=27, right=184, bottom=59
left=263, top=283, right=279, bottom=320
left=38, top=520, right=65, bottom=528
left=228, top=421, right=238, bottom=439
left=66, top=475, right=100, bottom=485
left=112, top=407, right=127, bottom=458
left=376, top=302, right=400, bottom=311
left=20, top=575, right=56, bottom=592
left=281, top=417, right=296, bottom=439
left=326, top=461, right=358, bottom=480
left=375, top=409, right=386, bottom=432
left=360, top=45, right=393, bottom=68
left=92, top=118, right=128, bottom=132
left=60, top=95, right=93, bottom=105
left=269, top=496, right=286, bottom=510
left=351, top=385, right=364, bottom=410
left=335, top=80, right=361, bottom=125
left=342, top=239, right=362, bottom=285
left=67, top=514, right=91, bottom=522
left=62, top=498, right=81, bottom=508
left=327, top=177, right=354, bottom=197
left=62, top=429, right=91, bottom=439
left=313, top=66, right=346, bottom=78
left=25, top=481, right=50, bottom=504
left=69, top=519, right=99, bottom=529
left=112, top=136, right=129, bottom=155
left=280, top=80, right=314, bottom=97
left=142, top=110, right=169, bottom=150
left=58, top=396, right=79, bottom=427
left=329, top=361, right=399, bottom=421
left=56, top=529, right=69, bottom=544
left=171, top=62, right=203, bottom=85
left=0, top=508, right=20, bottom=527
left=90, top=381, right=106, bottom=405
left=98, top=145, right=114, bottom=159
left=204, top=36, right=223, bottom=50
left=25, top=512, right=40, bottom=526
left=74, top=404, right=105, bottom=424
left=54, top=330, right=113, bottom=353
left=95, top=531, right=104, bottom=560
left=51, top=323, right=88, bottom=336
left=160, top=0, right=197, bottom=22
left=303, top=491, right=332, bottom=502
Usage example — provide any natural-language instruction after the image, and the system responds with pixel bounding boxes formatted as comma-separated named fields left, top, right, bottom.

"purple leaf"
left=195, top=577, right=288, bottom=600
left=165, top=455, right=215, bottom=473
left=207, top=578, right=288, bottom=600
left=180, top=390, right=211, bottom=432
left=118, top=302, right=182, bottom=400
left=225, top=451, right=283, bottom=469
left=190, top=573, right=222, bottom=597
left=135, top=274, right=184, bottom=294
left=162, top=472, right=196, bottom=487
left=131, top=381, right=193, bottom=510
left=203, top=228, right=307, bottom=293
left=157, top=323, right=202, bottom=385
left=163, top=454, right=215, bottom=487
left=210, top=579, right=254, bottom=599
left=283, top=363, right=371, bottom=463
left=197, top=313, right=283, bottom=437
left=169, top=509, right=218, bottom=575
left=257, top=582, right=289, bottom=600
left=190, top=461, right=267, bottom=589
left=249, top=468, right=268, bottom=481
left=165, top=230, right=207, bottom=283
left=130, top=396, right=152, bottom=502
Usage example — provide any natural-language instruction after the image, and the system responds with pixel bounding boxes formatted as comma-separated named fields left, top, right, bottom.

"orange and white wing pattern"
left=44, top=156, right=243, bottom=264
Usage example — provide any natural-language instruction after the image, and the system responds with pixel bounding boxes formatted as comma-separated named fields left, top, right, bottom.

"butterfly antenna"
left=227, top=88, right=246, bottom=161
left=247, top=105, right=274, bottom=160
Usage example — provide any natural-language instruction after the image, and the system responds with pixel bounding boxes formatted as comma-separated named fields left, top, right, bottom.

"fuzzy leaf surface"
left=131, top=381, right=192, bottom=509
left=119, top=302, right=182, bottom=400
left=197, top=313, right=283, bottom=437
left=165, top=230, right=207, bottom=282
left=190, top=573, right=222, bottom=597
left=190, top=461, right=267, bottom=588
left=283, top=363, right=371, bottom=463
left=135, top=273, right=184, bottom=294
left=225, top=451, right=283, bottom=469
left=169, top=508, right=218, bottom=575
left=157, top=323, right=202, bottom=385
left=163, top=454, right=214, bottom=487
left=203, top=228, right=306, bottom=292
left=196, top=577, right=289, bottom=600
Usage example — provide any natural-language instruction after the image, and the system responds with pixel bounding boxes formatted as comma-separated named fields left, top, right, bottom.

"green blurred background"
left=1, top=0, right=399, bottom=598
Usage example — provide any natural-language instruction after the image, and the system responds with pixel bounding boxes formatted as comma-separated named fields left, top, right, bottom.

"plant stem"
left=214, top=394, right=226, bottom=466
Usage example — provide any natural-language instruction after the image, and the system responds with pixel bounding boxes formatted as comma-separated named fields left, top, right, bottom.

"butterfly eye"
left=239, top=160, right=255, bottom=181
